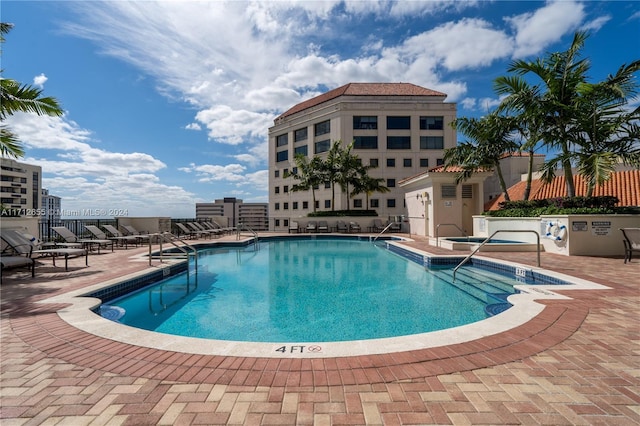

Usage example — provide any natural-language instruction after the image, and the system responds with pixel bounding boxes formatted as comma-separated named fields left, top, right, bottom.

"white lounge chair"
left=289, top=221, right=300, bottom=233
left=306, top=221, right=317, bottom=233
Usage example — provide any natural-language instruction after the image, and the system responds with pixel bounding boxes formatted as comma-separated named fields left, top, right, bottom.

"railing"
left=435, top=223, right=467, bottom=247
left=452, top=230, right=541, bottom=282
left=236, top=223, right=259, bottom=250
left=372, top=222, right=397, bottom=242
left=150, top=232, right=198, bottom=287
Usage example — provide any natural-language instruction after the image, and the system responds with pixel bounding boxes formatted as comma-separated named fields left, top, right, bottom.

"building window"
left=387, top=198, right=396, bottom=208
left=275, top=187, right=280, bottom=194
left=387, top=158, right=395, bottom=167
left=283, top=202, right=289, bottom=210
left=436, top=158, right=445, bottom=166
left=274, top=170, right=280, bottom=178
left=292, top=167, right=298, bottom=175
left=275, top=219, right=280, bottom=226
left=387, top=136, right=411, bottom=149
left=353, top=199, right=363, bottom=208
left=386, top=116, right=410, bottom=129
left=442, top=184, right=457, bottom=198
left=419, top=116, right=444, bottom=130
left=303, top=201, right=309, bottom=209
left=294, top=127, right=308, bottom=142
left=324, top=182, right=331, bottom=189
left=324, top=200, right=331, bottom=208
left=420, top=158, right=429, bottom=167
left=371, top=199, right=379, bottom=208
left=294, top=145, right=308, bottom=156
left=353, top=116, right=377, bottom=129
left=276, top=150, right=288, bottom=162
left=276, top=133, right=288, bottom=147
left=315, top=200, right=319, bottom=209
left=353, top=136, right=378, bottom=149
left=283, top=185, right=289, bottom=193
left=387, top=179, right=396, bottom=188
left=275, top=203, right=280, bottom=210
left=420, top=136, right=444, bottom=149
left=403, top=158, right=412, bottom=167
left=293, top=202, right=299, bottom=209
left=315, top=139, right=330, bottom=154
left=370, top=158, right=379, bottom=168
left=462, top=185, right=473, bottom=199
left=315, top=120, right=330, bottom=136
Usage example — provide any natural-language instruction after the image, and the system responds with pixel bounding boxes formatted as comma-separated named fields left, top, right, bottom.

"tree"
left=446, top=113, right=519, bottom=201
left=287, top=154, right=325, bottom=213
left=351, top=175, right=389, bottom=210
left=1, top=22, right=64, bottom=158
left=505, top=31, right=591, bottom=197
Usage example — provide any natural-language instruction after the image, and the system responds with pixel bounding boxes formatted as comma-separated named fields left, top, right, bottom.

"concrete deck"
left=1, top=233, right=638, bottom=425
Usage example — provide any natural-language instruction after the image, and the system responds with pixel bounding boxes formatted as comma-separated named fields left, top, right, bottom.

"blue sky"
left=3, top=1, right=639, bottom=218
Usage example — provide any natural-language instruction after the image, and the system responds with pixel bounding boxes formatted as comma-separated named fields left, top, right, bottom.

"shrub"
left=485, top=196, right=635, bottom=217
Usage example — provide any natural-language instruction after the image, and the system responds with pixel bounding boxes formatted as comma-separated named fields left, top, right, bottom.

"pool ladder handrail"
left=372, top=221, right=399, bottom=241
left=236, top=223, right=259, bottom=250
left=452, top=230, right=541, bottom=282
left=149, top=232, right=198, bottom=286
left=435, top=223, right=468, bottom=247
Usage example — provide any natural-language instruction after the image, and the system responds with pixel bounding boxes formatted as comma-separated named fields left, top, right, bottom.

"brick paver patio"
left=1, top=234, right=639, bottom=425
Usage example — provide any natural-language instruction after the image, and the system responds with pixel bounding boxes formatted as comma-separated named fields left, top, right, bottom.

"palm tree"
left=505, top=30, right=591, bottom=197
left=446, top=113, right=519, bottom=201
left=287, top=154, right=325, bottom=212
left=572, top=60, right=640, bottom=196
left=351, top=175, right=389, bottom=210
left=1, top=22, right=64, bottom=158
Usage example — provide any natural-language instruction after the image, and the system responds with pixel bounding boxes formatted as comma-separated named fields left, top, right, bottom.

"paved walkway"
left=1, top=234, right=639, bottom=425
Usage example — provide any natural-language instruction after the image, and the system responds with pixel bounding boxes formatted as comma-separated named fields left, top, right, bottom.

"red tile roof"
left=485, top=170, right=640, bottom=210
left=276, top=83, right=447, bottom=120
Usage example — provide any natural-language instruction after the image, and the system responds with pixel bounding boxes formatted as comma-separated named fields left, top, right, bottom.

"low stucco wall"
left=473, top=215, right=640, bottom=256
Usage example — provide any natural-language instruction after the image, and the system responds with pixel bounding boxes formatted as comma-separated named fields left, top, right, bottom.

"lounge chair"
left=174, top=222, right=199, bottom=239
left=289, top=221, right=300, bottom=233
left=52, top=226, right=114, bottom=253
left=1, top=229, right=88, bottom=271
left=121, top=224, right=151, bottom=243
left=620, top=228, right=640, bottom=264
left=84, top=225, right=127, bottom=249
left=102, top=224, right=140, bottom=248
left=336, top=220, right=348, bottom=233
left=349, top=222, right=361, bottom=233
left=1, top=254, right=35, bottom=278
left=318, top=221, right=329, bottom=233
left=189, top=222, right=221, bottom=238
left=306, top=221, right=317, bottom=233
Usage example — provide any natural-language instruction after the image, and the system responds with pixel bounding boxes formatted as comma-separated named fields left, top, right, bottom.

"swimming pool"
left=100, top=238, right=553, bottom=343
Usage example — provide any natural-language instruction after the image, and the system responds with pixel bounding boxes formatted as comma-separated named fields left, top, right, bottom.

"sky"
left=3, top=1, right=639, bottom=218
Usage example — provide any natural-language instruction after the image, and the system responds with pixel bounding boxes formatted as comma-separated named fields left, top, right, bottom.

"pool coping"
left=39, top=237, right=610, bottom=359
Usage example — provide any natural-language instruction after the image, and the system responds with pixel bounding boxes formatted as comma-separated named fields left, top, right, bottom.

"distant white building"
left=41, top=189, right=61, bottom=222
left=196, top=198, right=269, bottom=230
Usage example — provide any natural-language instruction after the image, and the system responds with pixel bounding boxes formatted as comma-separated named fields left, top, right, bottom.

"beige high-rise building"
left=268, top=82, right=457, bottom=231
left=0, top=158, right=42, bottom=215
left=196, top=198, right=269, bottom=230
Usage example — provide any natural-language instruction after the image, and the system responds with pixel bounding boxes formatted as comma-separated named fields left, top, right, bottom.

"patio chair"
left=388, top=221, right=401, bottom=232
left=189, top=222, right=221, bottom=238
left=336, top=220, right=348, bottom=233
left=205, top=221, right=232, bottom=235
left=1, top=229, right=88, bottom=271
left=52, top=226, right=114, bottom=253
left=84, top=225, right=126, bottom=250
left=620, top=228, right=640, bottom=264
left=349, top=222, right=361, bottom=233
left=306, top=221, right=317, bottom=233
left=372, top=219, right=385, bottom=232
left=121, top=224, right=151, bottom=243
left=174, top=222, right=199, bottom=239
left=318, top=221, right=329, bottom=233
left=289, top=221, right=300, bottom=233
left=101, top=224, right=140, bottom=248
left=185, top=222, right=215, bottom=238
left=1, top=254, right=35, bottom=278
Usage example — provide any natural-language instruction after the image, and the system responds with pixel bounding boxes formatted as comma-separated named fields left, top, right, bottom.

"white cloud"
left=507, top=0, right=585, bottom=58
left=185, top=123, right=202, bottom=131
left=33, top=73, right=48, bottom=87
left=180, top=163, right=247, bottom=183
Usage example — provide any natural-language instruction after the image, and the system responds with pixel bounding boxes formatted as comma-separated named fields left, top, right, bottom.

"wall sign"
left=591, top=221, right=612, bottom=236
left=572, top=221, right=588, bottom=232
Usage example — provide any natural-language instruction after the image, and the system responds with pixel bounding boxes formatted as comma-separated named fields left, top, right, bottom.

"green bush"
left=484, top=196, right=638, bottom=217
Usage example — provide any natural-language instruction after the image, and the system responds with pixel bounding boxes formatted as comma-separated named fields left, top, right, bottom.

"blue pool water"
left=443, top=237, right=525, bottom=244
left=102, top=239, right=530, bottom=343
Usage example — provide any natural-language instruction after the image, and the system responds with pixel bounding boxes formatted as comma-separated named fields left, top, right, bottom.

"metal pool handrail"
left=435, top=223, right=468, bottom=247
left=452, top=230, right=541, bottom=282
left=148, top=232, right=199, bottom=286
left=373, top=222, right=397, bottom=241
